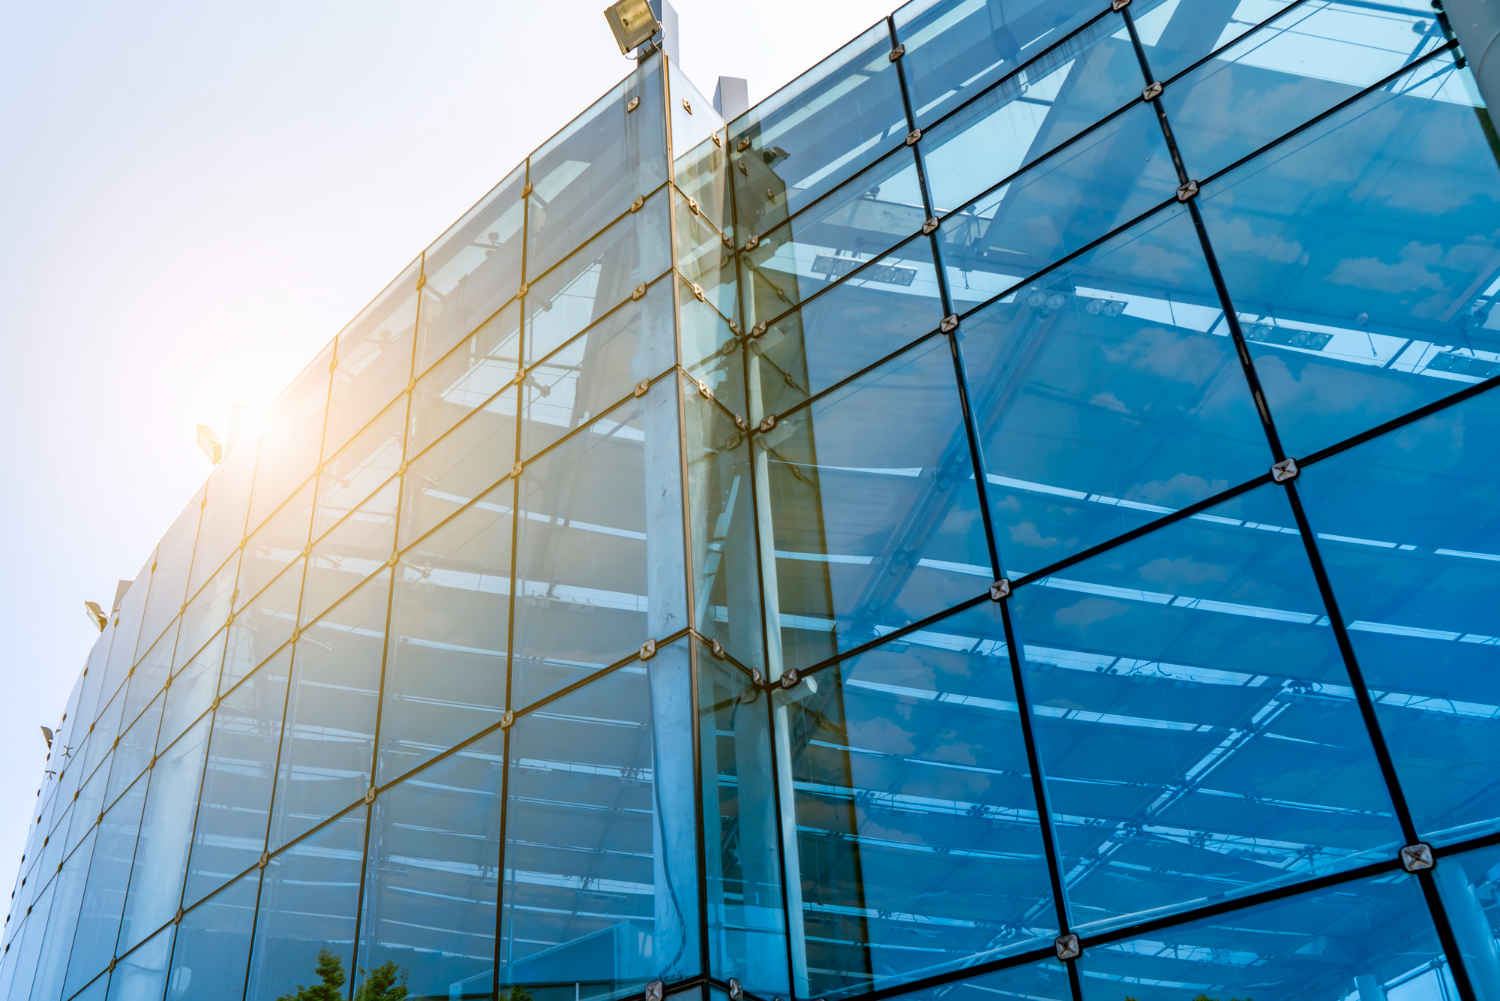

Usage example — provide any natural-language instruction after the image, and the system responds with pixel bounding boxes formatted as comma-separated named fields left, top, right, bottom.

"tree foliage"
left=275, top=947, right=347, bottom=1001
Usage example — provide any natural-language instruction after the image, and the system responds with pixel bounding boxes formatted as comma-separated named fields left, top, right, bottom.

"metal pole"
left=1443, top=0, right=1500, bottom=112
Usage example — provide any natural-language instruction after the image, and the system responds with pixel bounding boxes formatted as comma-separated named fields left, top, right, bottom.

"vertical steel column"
left=1440, top=0, right=1500, bottom=113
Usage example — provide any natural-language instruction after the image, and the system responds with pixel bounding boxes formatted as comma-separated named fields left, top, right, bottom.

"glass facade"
left=7, top=1, right=1500, bottom=999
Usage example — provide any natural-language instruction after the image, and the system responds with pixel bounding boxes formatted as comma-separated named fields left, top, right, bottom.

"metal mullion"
left=1301, top=377, right=1500, bottom=468
left=750, top=330, right=944, bottom=432
left=523, top=179, right=672, bottom=294
left=739, top=139, right=916, bottom=247
left=1155, top=0, right=1317, bottom=88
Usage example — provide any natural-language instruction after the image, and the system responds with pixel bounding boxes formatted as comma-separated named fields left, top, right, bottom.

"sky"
left=0, top=0, right=897, bottom=912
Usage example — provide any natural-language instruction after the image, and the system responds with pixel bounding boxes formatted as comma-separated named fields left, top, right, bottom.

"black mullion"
left=1301, top=375, right=1500, bottom=467
left=1419, top=869, right=1481, bottom=1000
left=1156, top=0, right=1315, bottom=88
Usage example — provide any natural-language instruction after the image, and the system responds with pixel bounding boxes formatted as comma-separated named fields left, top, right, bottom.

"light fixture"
left=83, top=601, right=106, bottom=632
left=196, top=424, right=223, bottom=465
left=603, top=0, right=659, bottom=55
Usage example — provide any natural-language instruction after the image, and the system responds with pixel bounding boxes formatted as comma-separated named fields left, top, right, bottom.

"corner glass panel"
left=1296, top=387, right=1500, bottom=845
left=324, top=258, right=419, bottom=458
left=932, top=102, right=1177, bottom=301
left=137, top=493, right=204, bottom=664
left=244, top=806, right=366, bottom=1001
left=117, top=716, right=209, bottom=954
left=408, top=299, right=521, bottom=461
left=894, top=0, right=1105, bottom=128
left=699, top=647, right=786, bottom=995
left=105, top=908, right=172, bottom=1001
left=185, top=648, right=292, bottom=908
left=378, top=479, right=514, bottom=784
left=247, top=341, right=334, bottom=535
left=188, top=440, right=256, bottom=600
left=498, top=642, right=701, bottom=996
left=746, top=239, right=944, bottom=421
left=417, top=163, right=527, bottom=375
left=300, top=476, right=397, bottom=626
left=1198, top=52, right=1500, bottom=457
left=960, top=204, right=1267, bottom=574
left=234, top=478, right=315, bottom=615
left=527, top=56, right=667, bottom=282
left=674, top=130, right=733, bottom=243
left=729, top=23, right=907, bottom=235
left=1075, top=869, right=1455, bottom=1000
left=221, top=559, right=303, bottom=695
left=511, top=381, right=686, bottom=709
left=761, top=337, right=990, bottom=672
left=357, top=729, right=503, bottom=998
left=520, top=275, right=675, bottom=460
left=312, top=393, right=406, bottom=541
left=63, top=778, right=147, bottom=999
left=524, top=188, right=672, bottom=366
left=167, top=869, right=259, bottom=1001
left=1008, top=482, right=1403, bottom=933
left=269, top=570, right=389, bottom=849
left=779, top=602, right=1054, bottom=998
left=1161, top=2, right=1444, bottom=181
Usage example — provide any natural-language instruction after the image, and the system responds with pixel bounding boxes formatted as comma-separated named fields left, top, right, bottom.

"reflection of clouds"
left=1327, top=241, right=1446, bottom=295
left=1053, top=596, right=1127, bottom=631
left=1101, top=325, right=1227, bottom=385
left=1136, top=555, right=1232, bottom=590
left=848, top=713, right=917, bottom=756
left=1007, top=519, right=1063, bottom=550
left=1136, top=473, right=1231, bottom=508
left=1202, top=210, right=1305, bottom=265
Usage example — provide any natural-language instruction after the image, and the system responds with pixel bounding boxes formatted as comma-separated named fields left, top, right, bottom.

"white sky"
left=0, top=0, right=897, bottom=911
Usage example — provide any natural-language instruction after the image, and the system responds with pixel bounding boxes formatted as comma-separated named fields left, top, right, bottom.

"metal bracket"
left=174, top=907, right=184, bottom=925
left=522, top=181, right=533, bottom=197
left=682, top=99, right=693, bottom=114
left=751, top=320, right=769, bottom=338
left=363, top=786, right=376, bottom=805
left=990, top=578, right=1012, bottom=601
left=1110, top=0, right=1129, bottom=9
left=518, top=282, right=529, bottom=297
left=758, top=413, right=777, bottom=433
left=1401, top=842, right=1435, bottom=872
left=743, top=233, right=760, bottom=251
left=627, top=96, right=641, bottom=113
left=889, top=44, right=905, bottom=62
left=1176, top=180, right=1200, bottom=202
left=710, top=638, right=727, bottom=659
left=734, top=414, right=747, bottom=431
left=905, top=128, right=922, bottom=146
left=645, top=982, right=664, bottom=1001
left=697, top=379, right=712, bottom=399
left=510, top=461, right=524, bottom=479
left=640, top=638, right=658, bottom=661
left=1142, top=81, right=1163, bottom=101
left=728, top=320, right=741, bottom=337
left=634, top=379, right=651, bottom=397
left=509, top=367, right=526, bottom=388
left=1055, top=932, right=1081, bottom=960
left=687, top=196, right=700, bottom=215
left=711, top=132, right=722, bottom=148
left=940, top=314, right=959, bottom=333
left=631, top=194, right=646, bottom=212
left=692, top=284, right=707, bottom=302
left=1271, top=457, right=1300, bottom=483
left=632, top=282, right=648, bottom=301
left=779, top=668, right=800, bottom=689
left=737, top=137, right=752, bottom=152
left=922, top=216, right=940, bottom=235
left=258, top=850, right=270, bottom=869
left=415, top=273, right=426, bottom=291
left=500, top=709, right=515, bottom=729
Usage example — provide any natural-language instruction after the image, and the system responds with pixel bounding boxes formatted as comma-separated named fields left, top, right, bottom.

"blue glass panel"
left=82, top=694, right=125, bottom=796
left=244, top=807, right=366, bottom=1001
left=919, top=12, right=1146, bottom=216
left=684, top=389, right=763, bottom=671
left=933, top=102, right=1177, bottom=306
left=358, top=730, right=503, bottom=998
left=762, top=337, right=990, bottom=671
left=29, top=826, right=92, bottom=1001
left=675, top=187, right=736, bottom=326
left=729, top=24, right=907, bottom=235
left=1075, top=869, right=1454, bottom=1000
left=1161, top=2, right=1443, bottom=182
left=401, top=386, right=517, bottom=554
left=74, top=635, right=112, bottom=748
left=158, top=630, right=224, bottom=754
left=173, top=556, right=234, bottom=675
left=118, top=716, right=209, bottom=954
left=1198, top=51, right=1500, bottom=457
left=417, top=163, right=526, bottom=375
left=136, top=493, right=204, bottom=664
left=234, top=478, right=314, bottom=616
left=879, top=958, right=1070, bottom=1001
left=300, top=477, right=397, bottom=626
left=246, top=340, right=333, bottom=537
left=378, top=479, right=513, bottom=784
left=105, top=696, right=163, bottom=813
left=894, top=0, right=1105, bottom=128
left=68, top=974, right=109, bottom=1001
left=104, top=922, right=171, bottom=1001
left=312, top=394, right=405, bottom=541
left=679, top=276, right=744, bottom=420
left=165, top=870, right=259, bottom=1001
left=269, top=570, right=388, bottom=849
left=1008, top=482, right=1403, bottom=933
left=498, top=641, right=700, bottom=997
left=511, top=380, right=686, bottom=709
left=746, top=238, right=945, bottom=422
left=782, top=602, right=1054, bottom=998
left=1296, top=387, right=1500, bottom=845
left=324, top=258, right=419, bottom=458
left=184, top=648, right=291, bottom=909
left=1429, top=842, right=1500, bottom=998
left=220, top=559, right=302, bottom=696
left=102, top=559, right=155, bottom=713
left=187, top=433, right=256, bottom=601
left=63, top=777, right=147, bottom=998
left=527, top=56, right=667, bottom=281
left=960, top=204, right=1267, bottom=574
left=121, top=626, right=174, bottom=737
left=520, top=273, right=675, bottom=460
left=698, top=645, right=786, bottom=995
left=68, top=764, right=109, bottom=860
left=524, top=188, right=671, bottom=367
left=5, top=880, right=54, bottom=1001
left=1134, top=0, right=1298, bottom=81
left=407, top=299, right=521, bottom=463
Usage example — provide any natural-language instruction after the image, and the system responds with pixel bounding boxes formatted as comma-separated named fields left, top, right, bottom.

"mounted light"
left=196, top=423, right=223, bottom=465
left=603, top=0, right=659, bottom=55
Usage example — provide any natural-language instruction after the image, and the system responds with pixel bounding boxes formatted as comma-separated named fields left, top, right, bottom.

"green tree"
left=275, top=947, right=347, bottom=1001
left=504, top=988, right=535, bottom=1001
left=354, top=960, right=410, bottom=1001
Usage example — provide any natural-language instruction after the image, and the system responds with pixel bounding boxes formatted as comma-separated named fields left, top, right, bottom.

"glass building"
left=7, top=0, right=1500, bottom=998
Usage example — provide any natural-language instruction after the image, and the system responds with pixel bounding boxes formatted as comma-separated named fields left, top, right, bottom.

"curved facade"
left=7, top=1, right=1500, bottom=1000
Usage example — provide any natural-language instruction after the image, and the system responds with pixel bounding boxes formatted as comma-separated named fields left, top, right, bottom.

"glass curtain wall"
left=7, top=2, right=1500, bottom=1001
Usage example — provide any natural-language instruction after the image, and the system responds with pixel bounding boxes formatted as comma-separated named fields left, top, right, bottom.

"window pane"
left=1296, top=387, right=1500, bottom=845
left=1008, top=482, right=1403, bottom=933
left=357, top=730, right=503, bottom=998
left=104, top=918, right=171, bottom=1001
left=247, top=341, right=333, bottom=535
left=69, top=763, right=109, bottom=859
left=312, top=393, right=406, bottom=541
left=418, top=163, right=526, bottom=374
left=28, top=825, right=93, bottom=1001
left=159, top=629, right=225, bottom=756
left=184, top=648, right=291, bottom=909
left=300, top=477, right=397, bottom=626
left=378, top=479, right=513, bottom=784
left=221, top=559, right=303, bottom=695
left=101, top=563, right=153, bottom=717
left=188, top=439, right=256, bottom=600
left=105, top=694, right=163, bottom=812
left=7, top=879, right=55, bottom=1001
left=175, top=555, right=236, bottom=675
left=244, top=807, right=366, bottom=1001
left=527, top=56, right=667, bottom=281
left=137, top=493, right=204, bottom=667
left=409, top=299, right=521, bottom=461
left=324, top=258, right=419, bottom=458
left=780, top=603, right=1054, bottom=997
left=762, top=337, right=990, bottom=671
left=1198, top=52, right=1500, bottom=457
left=1135, top=0, right=1298, bottom=82
left=168, top=870, right=259, bottom=1001
left=235, top=478, right=314, bottom=615
left=63, top=777, right=147, bottom=998
left=511, top=381, right=686, bottom=709
left=122, top=622, right=175, bottom=736
left=498, top=643, right=699, bottom=994
left=269, top=571, right=389, bottom=849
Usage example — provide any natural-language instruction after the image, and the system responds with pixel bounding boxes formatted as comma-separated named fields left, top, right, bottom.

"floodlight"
left=196, top=423, right=224, bottom=465
left=604, top=0, right=659, bottom=55
left=83, top=600, right=106, bottom=632
left=40, top=726, right=53, bottom=749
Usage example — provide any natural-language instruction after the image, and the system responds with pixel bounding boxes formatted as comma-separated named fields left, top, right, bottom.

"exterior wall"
left=7, top=2, right=1500, bottom=1000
